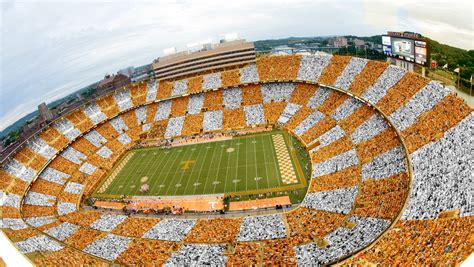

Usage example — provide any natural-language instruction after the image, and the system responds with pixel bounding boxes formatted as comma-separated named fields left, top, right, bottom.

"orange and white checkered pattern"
left=272, top=134, right=298, bottom=184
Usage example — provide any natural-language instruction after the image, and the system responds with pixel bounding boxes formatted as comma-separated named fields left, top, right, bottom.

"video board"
left=382, top=33, right=428, bottom=66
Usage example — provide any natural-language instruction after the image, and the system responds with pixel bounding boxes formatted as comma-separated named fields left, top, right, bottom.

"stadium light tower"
left=163, top=47, right=177, bottom=56
left=224, top=33, right=239, bottom=42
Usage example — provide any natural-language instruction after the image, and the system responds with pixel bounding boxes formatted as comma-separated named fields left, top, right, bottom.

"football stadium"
left=94, top=129, right=309, bottom=202
left=0, top=9, right=473, bottom=265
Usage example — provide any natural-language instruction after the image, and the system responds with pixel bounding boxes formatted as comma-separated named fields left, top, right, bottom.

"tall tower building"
left=38, top=102, right=53, bottom=123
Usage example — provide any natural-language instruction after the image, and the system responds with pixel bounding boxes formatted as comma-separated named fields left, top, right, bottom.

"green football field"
left=94, top=130, right=308, bottom=198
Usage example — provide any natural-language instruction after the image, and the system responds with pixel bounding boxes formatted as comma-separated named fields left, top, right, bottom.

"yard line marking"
left=202, top=142, right=217, bottom=193
left=223, top=139, right=233, bottom=194
left=244, top=138, right=248, bottom=192
left=149, top=147, right=178, bottom=195
left=180, top=144, right=200, bottom=195
left=192, top=142, right=211, bottom=195
left=261, top=135, right=271, bottom=189
left=165, top=147, right=185, bottom=195
left=172, top=145, right=197, bottom=195
left=122, top=151, right=143, bottom=195
left=146, top=148, right=168, bottom=195
left=234, top=138, right=241, bottom=193
left=132, top=147, right=164, bottom=195
left=213, top=139, right=226, bottom=194
left=164, top=146, right=187, bottom=196
left=253, top=136, right=259, bottom=191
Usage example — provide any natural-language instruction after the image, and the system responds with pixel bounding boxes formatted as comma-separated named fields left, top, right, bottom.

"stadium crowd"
left=0, top=53, right=471, bottom=266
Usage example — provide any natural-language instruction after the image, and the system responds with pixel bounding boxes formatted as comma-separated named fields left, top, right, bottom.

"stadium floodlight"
left=163, top=47, right=177, bottom=56
left=200, top=39, right=213, bottom=50
left=186, top=42, right=203, bottom=53
left=199, top=38, right=212, bottom=45
left=186, top=42, right=200, bottom=48
left=224, top=33, right=239, bottom=41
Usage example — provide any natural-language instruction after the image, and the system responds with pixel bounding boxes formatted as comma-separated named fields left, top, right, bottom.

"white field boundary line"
left=169, top=136, right=233, bottom=147
left=131, top=193, right=224, bottom=200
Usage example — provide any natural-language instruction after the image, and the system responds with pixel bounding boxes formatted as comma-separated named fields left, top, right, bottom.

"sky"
left=0, top=0, right=473, bottom=132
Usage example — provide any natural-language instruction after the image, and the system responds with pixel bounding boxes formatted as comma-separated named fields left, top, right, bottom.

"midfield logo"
left=180, top=160, right=196, bottom=170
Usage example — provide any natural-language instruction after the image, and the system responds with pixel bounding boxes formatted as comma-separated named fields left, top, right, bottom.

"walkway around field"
left=229, top=196, right=291, bottom=211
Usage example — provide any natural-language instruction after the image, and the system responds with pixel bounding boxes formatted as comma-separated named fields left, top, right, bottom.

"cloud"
left=0, top=0, right=472, bottom=131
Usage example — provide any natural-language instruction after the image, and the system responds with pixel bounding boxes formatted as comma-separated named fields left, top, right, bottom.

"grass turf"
left=94, top=130, right=308, bottom=198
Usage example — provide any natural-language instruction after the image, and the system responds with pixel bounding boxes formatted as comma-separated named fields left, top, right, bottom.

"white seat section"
left=312, top=149, right=359, bottom=178
left=402, top=113, right=473, bottom=220
left=63, top=182, right=84, bottom=194
left=309, top=125, right=346, bottom=153
left=154, top=100, right=172, bottom=121
left=15, top=235, right=64, bottom=254
left=243, top=104, right=265, bottom=125
left=2, top=218, right=28, bottom=230
left=302, top=186, right=358, bottom=214
left=172, top=80, right=188, bottom=96
left=26, top=136, right=57, bottom=159
left=165, top=244, right=227, bottom=266
left=240, top=63, right=259, bottom=83
left=237, top=214, right=287, bottom=241
left=334, top=57, right=368, bottom=90
left=294, top=216, right=390, bottom=265
left=143, top=219, right=197, bottom=241
left=109, top=116, right=129, bottom=133
left=277, top=103, right=301, bottom=126
left=60, top=146, right=87, bottom=165
left=39, top=167, right=70, bottom=185
left=135, top=106, right=147, bottom=125
left=261, top=82, right=296, bottom=103
left=57, top=202, right=77, bottom=215
left=389, top=81, right=450, bottom=131
left=164, top=116, right=185, bottom=138
left=293, top=110, right=326, bottom=136
left=307, top=86, right=331, bottom=109
left=96, top=146, right=113, bottom=159
left=297, top=54, right=333, bottom=82
left=361, top=146, right=407, bottom=180
left=90, top=214, right=128, bottom=232
left=203, top=110, right=223, bottom=131
left=113, top=89, right=133, bottom=111
left=331, top=97, right=364, bottom=122
left=84, top=130, right=108, bottom=147
left=3, top=159, right=37, bottom=182
left=24, top=191, right=56, bottom=207
left=350, top=113, right=388, bottom=144
left=1, top=193, right=21, bottom=209
left=83, top=102, right=107, bottom=125
left=117, top=132, right=132, bottom=145
left=25, top=216, right=56, bottom=228
left=44, top=222, right=79, bottom=241
left=78, top=162, right=97, bottom=175
left=362, top=65, right=407, bottom=105
left=146, top=79, right=159, bottom=102
left=53, top=119, right=81, bottom=140
left=223, top=87, right=242, bottom=109
left=187, top=93, right=204, bottom=115
left=83, top=234, right=132, bottom=261
left=203, top=73, right=222, bottom=90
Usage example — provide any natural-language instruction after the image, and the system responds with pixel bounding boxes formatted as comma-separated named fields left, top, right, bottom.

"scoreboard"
left=382, top=32, right=429, bottom=67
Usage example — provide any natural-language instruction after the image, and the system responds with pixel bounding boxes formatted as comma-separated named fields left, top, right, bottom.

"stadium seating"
left=0, top=54, right=471, bottom=266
